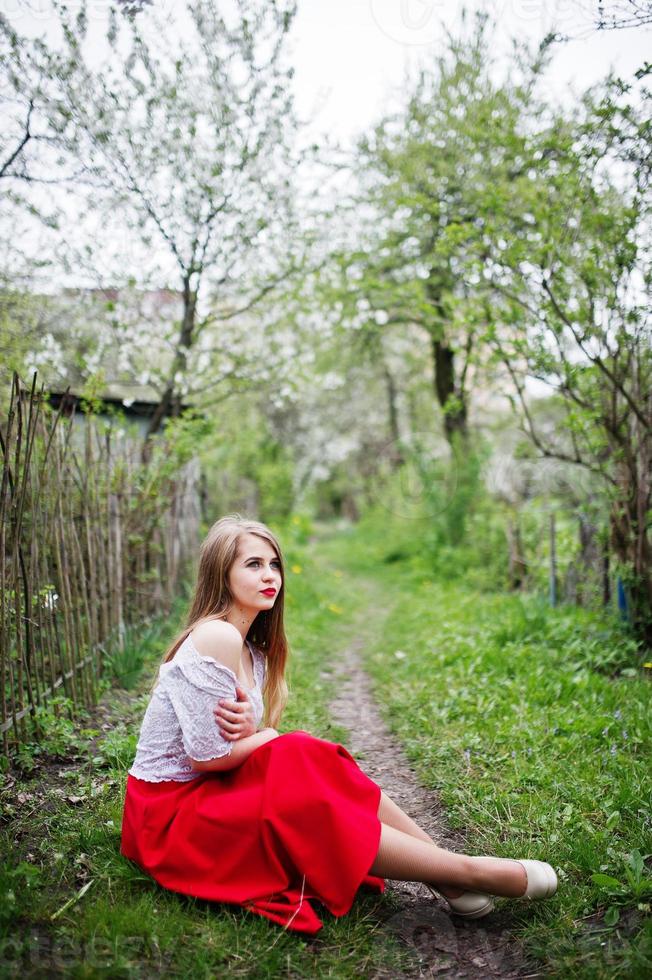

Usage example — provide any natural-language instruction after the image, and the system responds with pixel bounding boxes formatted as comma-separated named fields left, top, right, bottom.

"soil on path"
left=328, top=635, right=543, bottom=979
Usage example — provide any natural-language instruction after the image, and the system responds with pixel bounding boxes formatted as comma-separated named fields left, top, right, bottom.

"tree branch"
left=494, top=339, right=618, bottom=486
left=202, top=261, right=301, bottom=324
left=542, top=276, right=650, bottom=430
left=0, top=99, right=34, bottom=178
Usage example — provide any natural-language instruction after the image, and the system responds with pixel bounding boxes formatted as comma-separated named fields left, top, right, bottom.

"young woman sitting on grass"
left=120, top=514, right=558, bottom=934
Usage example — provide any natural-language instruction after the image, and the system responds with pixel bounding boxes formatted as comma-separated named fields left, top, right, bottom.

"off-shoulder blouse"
left=128, top=634, right=266, bottom=782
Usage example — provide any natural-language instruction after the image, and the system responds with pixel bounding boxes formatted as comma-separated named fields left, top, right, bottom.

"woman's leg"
left=377, top=790, right=464, bottom=898
left=377, top=790, right=433, bottom=843
left=369, top=823, right=528, bottom=898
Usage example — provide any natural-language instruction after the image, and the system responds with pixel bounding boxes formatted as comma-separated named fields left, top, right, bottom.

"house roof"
left=45, top=387, right=191, bottom=419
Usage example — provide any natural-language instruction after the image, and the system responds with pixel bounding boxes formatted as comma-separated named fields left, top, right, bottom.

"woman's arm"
left=213, top=684, right=258, bottom=740
left=190, top=727, right=279, bottom=773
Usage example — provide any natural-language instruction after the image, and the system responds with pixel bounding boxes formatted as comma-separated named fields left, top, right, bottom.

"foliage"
left=314, top=11, right=522, bottom=444
left=312, top=13, right=651, bottom=641
left=196, top=400, right=297, bottom=523
left=415, top=435, right=487, bottom=552
left=594, top=0, right=652, bottom=30
left=0, top=526, right=412, bottom=979
left=314, top=521, right=652, bottom=976
left=2, top=3, right=650, bottom=643
left=588, top=845, right=652, bottom=934
left=1, top=0, right=317, bottom=435
left=477, top=72, right=652, bottom=640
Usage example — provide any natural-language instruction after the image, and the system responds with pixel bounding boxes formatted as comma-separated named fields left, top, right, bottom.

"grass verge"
left=0, top=529, right=411, bottom=979
left=312, top=515, right=652, bottom=979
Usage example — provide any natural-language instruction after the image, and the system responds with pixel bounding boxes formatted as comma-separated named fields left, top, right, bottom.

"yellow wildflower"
left=291, top=564, right=302, bottom=574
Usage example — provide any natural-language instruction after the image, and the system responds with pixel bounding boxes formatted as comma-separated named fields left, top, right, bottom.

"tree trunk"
left=506, top=513, right=526, bottom=590
left=382, top=361, right=404, bottom=468
left=609, top=488, right=652, bottom=647
left=142, top=276, right=197, bottom=459
left=431, top=334, right=468, bottom=444
left=424, top=279, right=468, bottom=446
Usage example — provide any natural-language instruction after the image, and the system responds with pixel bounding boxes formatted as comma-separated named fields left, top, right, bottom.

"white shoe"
left=477, top=856, right=558, bottom=900
left=425, top=883, right=495, bottom=919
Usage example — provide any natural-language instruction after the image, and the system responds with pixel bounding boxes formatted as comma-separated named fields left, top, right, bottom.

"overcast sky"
left=288, top=0, right=649, bottom=147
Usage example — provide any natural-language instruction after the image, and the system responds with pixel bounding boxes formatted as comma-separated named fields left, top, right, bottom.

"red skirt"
left=120, top=730, right=385, bottom=934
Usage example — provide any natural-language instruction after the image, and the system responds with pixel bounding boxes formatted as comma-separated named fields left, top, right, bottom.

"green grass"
left=3, top=511, right=650, bottom=978
left=313, top=514, right=652, bottom=979
left=0, top=526, right=412, bottom=979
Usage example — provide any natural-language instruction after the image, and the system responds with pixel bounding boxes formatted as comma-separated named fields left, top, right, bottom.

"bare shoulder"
left=190, top=619, right=242, bottom=671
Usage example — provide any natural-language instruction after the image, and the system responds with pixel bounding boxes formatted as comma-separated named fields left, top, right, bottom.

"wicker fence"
left=0, top=374, right=201, bottom=756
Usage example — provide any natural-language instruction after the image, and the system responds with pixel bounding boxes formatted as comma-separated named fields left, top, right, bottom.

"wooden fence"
left=0, top=374, right=201, bottom=756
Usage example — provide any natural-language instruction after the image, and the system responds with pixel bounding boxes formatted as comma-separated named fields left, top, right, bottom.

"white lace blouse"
left=128, top=634, right=267, bottom=783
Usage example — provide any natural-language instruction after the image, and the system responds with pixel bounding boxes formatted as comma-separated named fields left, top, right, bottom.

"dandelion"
left=394, top=650, right=407, bottom=660
left=291, top=564, right=302, bottom=574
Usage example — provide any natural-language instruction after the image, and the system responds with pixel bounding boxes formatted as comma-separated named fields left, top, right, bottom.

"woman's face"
left=227, top=532, right=282, bottom=615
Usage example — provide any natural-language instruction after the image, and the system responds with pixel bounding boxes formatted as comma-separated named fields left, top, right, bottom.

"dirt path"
left=328, top=635, right=542, bottom=979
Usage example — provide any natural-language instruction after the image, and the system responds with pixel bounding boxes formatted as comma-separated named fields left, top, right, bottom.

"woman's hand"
left=214, top=685, right=257, bottom=741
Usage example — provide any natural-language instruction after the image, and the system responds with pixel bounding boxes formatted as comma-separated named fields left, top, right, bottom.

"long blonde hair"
left=152, top=514, right=289, bottom=728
